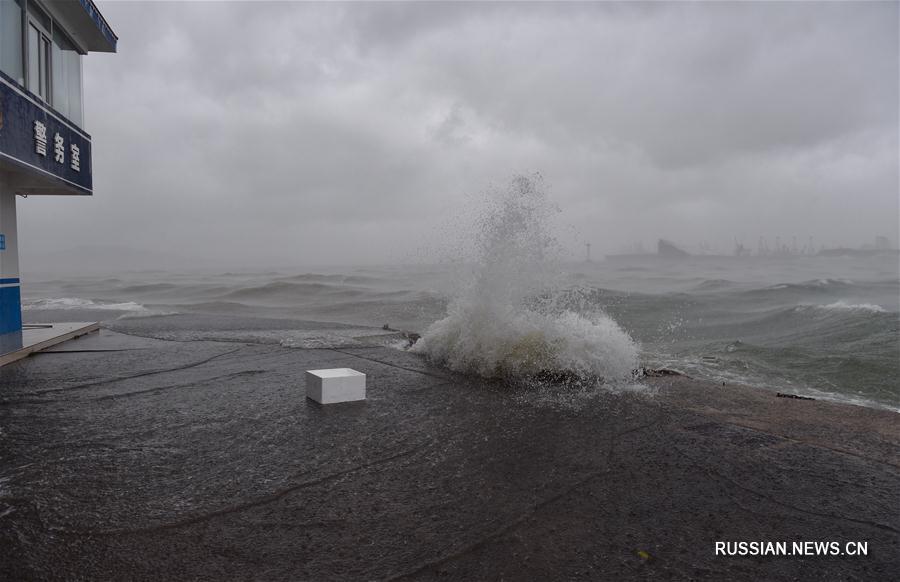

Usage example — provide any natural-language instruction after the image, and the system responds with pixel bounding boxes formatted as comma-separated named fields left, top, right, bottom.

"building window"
left=0, top=0, right=85, bottom=127
left=27, top=20, right=51, bottom=102
left=0, top=0, right=24, bottom=84
left=52, top=28, right=83, bottom=126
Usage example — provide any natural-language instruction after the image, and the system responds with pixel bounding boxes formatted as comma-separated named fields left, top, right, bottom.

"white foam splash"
left=23, top=297, right=149, bottom=312
left=818, top=301, right=886, bottom=313
left=813, top=278, right=854, bottom=286
left=411, top=174, right=638, bottom=382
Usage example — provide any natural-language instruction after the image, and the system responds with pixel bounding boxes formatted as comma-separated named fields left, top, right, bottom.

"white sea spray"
left=411, top=174, right=638, bottom=382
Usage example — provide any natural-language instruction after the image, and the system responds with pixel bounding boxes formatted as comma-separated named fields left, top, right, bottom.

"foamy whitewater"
left=410, top=175, right=638, bottom=382
left=23, top=297, right=148, bottom=312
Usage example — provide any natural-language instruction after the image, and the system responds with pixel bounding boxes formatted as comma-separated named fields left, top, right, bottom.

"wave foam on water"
left=816, top=301, right=886, bottom=313
left=792, top=301, right=887, bottom=314
left=23, top=297, right=177, bottom=319
left=23, top=297, right=149, bottom=311
left=411, top=174, right=638, bottom=382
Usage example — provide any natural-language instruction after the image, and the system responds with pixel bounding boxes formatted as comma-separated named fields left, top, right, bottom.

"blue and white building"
left=0, top=0, right=116, bottom=342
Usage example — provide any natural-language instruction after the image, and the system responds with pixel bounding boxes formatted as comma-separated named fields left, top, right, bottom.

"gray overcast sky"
left=19, top=0, right=900, bottom=269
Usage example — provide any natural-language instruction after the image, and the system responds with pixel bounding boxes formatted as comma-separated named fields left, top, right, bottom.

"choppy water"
left=16, top=179, right=899, bottom=412
left=19, top=253, right=898, bottom=410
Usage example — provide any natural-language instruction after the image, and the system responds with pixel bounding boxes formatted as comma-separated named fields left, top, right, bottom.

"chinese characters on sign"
left=32, top=119, right=80, bottom=172
left=33, top=120, right=47, bottom=156
left=54, top=133, right=65, bottom=164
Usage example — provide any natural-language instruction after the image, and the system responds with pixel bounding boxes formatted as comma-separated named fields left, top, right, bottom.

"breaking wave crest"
left=23, top=297, right=149, bottom=311
left=23, top=297, right=177, bottom=319
left=411, top=174, right=638, bottom=382
left=816, top=301, right=886, bottom=313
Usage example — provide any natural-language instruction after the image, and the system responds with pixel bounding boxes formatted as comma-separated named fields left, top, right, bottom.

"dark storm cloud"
left=18, top=1, right=899, bottom=269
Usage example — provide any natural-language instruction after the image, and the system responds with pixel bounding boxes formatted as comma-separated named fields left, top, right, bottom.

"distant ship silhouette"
left=657, top=239, right=690, bottom=258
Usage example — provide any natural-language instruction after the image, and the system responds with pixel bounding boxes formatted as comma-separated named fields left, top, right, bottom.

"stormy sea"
left=20, top=254, right=899, bottom=412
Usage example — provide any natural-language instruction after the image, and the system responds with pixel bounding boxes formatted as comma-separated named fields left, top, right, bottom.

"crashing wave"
left=411, top=174, right=638, bottom=383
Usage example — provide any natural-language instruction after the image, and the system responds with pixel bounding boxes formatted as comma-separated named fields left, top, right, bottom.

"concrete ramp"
left=0, top=322, right=100, bottom=366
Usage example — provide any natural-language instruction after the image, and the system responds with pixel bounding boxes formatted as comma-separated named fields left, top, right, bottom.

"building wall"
left=0, top=174, right=21, bottom=334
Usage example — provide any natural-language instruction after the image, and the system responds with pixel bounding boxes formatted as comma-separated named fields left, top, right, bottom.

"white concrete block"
left=305, top=368, right=366, bottom=404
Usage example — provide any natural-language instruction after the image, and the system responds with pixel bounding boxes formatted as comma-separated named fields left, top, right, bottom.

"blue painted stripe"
left=0, top=285, right=22, bottom=334
left=0, top=278, right=21, bottom=285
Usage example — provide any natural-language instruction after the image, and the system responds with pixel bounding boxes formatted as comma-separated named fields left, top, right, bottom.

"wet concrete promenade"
left=1, top=325, right=898, bottom=580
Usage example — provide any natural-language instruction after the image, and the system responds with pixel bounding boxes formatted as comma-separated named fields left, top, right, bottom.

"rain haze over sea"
left=21, top=176, right=900, bottom=412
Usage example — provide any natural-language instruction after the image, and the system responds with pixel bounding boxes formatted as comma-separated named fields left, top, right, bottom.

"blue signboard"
left=0, top=72, right=92, bottom=194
